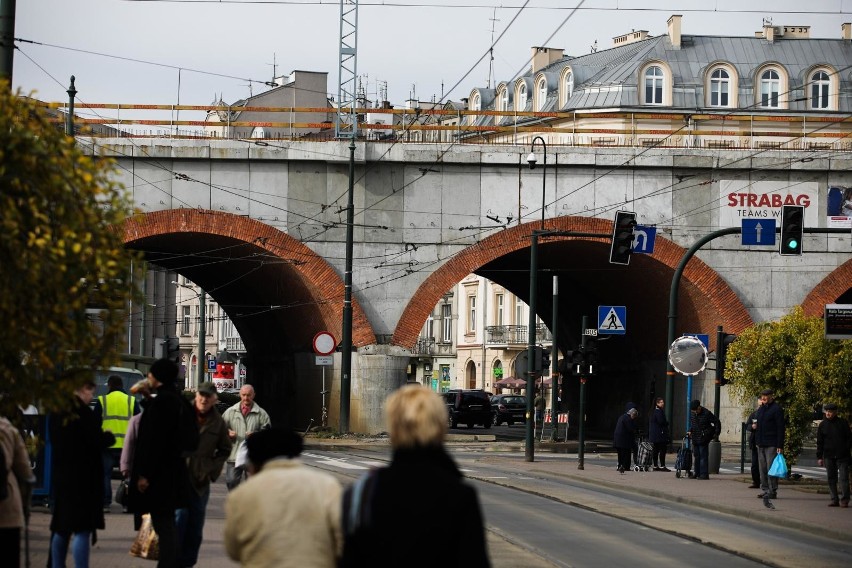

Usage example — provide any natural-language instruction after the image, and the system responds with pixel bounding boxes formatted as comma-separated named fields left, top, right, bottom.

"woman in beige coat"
left=1, top=414, right=37, bottom=567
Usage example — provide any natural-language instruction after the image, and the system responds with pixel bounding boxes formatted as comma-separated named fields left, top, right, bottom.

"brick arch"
left=802, top=258, right=852, bottom=317
left=122, top=209, right=376, bottom=347
left=392, top=216, right=752, bottom=349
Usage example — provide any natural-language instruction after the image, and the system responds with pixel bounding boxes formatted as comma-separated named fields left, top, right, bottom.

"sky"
left=11, top=0, right=851, bottom=120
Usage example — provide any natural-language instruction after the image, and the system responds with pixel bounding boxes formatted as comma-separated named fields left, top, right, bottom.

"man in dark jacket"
left=816, top=403, right=851, bottom=507
left=648, top=397, right=670, bottom=471
left=753, top=388, right=785, bottom=499
left=132, top=358, right=197, bottom=568
left=49, top=377, right=116, bottom=567
left=613, top=404, right=638, bottom=473
left=746, top=399, right=763, bottom=488
left=177, top=382, right=232, bottom=567
left=688, top=400, right=720, bottom=480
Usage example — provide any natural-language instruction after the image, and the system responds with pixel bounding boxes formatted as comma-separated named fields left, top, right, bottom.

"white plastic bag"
left=235, top=440, right=249, bottom=469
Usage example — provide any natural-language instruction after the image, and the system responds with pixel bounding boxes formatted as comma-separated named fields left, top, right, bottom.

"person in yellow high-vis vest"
left=97, top=375, right=139, bottom=512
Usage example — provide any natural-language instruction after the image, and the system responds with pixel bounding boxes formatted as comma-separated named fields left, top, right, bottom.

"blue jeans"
left=693, top=443, right=709, bottom=478
left=176, top=485, right=211, bottom=567
left=51, top=531, right=90, bottom=568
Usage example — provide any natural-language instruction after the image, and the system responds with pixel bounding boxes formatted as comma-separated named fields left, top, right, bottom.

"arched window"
left=810, top=70, right=830, bottom=110
left=536, top=78, right=547, bottom=111
left=565, top=71, right=574, bottom=101
left=496, top=89, right=508, bottom=113
left=644, top=66, right=664, bottom=105
left=760, top=69, right=780, bottom=107
left=710, top=68, right=730, bottom=107
left=518, top=83, right=528, bottom=110
left=469, top=93, right=481, bottom=125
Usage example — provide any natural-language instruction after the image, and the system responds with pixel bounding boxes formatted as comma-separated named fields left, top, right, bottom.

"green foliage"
left=726, top=306, right=852, bottom=461
left=0, top=84, right=142, bottom=417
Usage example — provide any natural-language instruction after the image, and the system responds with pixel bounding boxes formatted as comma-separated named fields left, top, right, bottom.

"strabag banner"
left=720, top=180, right=818, bottom=228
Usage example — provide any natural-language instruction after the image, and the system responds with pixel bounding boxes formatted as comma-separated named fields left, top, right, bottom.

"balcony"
left=413, top=337, right=436, bottom=356
left=485, top=324, right=552, bottom=345
left=224, top=336, right=245, bottom=353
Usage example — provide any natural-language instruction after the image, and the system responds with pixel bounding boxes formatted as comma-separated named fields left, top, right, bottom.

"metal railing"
left=413, top=337, right=436, bottom=355
left=485, top=324, right=552, bottom=345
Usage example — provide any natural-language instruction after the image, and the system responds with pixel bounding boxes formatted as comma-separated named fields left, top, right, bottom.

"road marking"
left=314, top=460, right=367, bottom=470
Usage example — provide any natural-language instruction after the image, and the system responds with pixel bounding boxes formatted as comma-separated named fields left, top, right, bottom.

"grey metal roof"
left=483, top=32, right=852, bottom=115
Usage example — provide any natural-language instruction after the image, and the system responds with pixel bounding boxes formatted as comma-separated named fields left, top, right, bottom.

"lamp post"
left=173, top=281, right=206, bottom=389
left=524, top=137, right=547, bottom=462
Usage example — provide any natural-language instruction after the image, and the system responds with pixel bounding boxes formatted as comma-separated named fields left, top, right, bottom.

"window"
left=194, top=305, right=199, bottom=336
left=515, top=297, right=523, bottom=324
left=496, top=88, right=508, bottom=113
left=496, top=294, right=504, bottom=326
left=710, top=68, right=730, bottom=107
left=760, top=69, right=780, bottom=108
left=468, top=296, right=477, bottom=332
left=810, top=70, right=830, bottom=110
left=469, top=93, right=481, bottom=125
left=424, top=312, right=434, bottom=338
left=644, top=66, right=664, bottom=105
left=536, top=78, right=547, bottom=111
left=441, top=304, right=452, bottom=342
left=182, top=306, right=191, bottom=335
left=564, top=71, right=574, bottom=101
left=518, top=83, right=528, bottom=110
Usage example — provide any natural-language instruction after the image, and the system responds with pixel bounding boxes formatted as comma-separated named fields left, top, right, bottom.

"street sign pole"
left=578, top=315, right=588, bottom=470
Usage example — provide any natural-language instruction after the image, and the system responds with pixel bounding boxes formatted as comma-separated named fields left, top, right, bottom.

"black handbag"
left=115, top=479, right=129, bottom=506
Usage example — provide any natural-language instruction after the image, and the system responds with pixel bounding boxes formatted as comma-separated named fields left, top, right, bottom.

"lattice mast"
left=336, top=0, right=359, bottom=139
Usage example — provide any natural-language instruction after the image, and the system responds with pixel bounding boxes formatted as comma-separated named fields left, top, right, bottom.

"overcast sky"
left=11, top=0, right=850, bottom=113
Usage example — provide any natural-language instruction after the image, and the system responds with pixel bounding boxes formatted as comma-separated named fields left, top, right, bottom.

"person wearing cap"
left=613, top=404, right=638, bottom=473
left=753, top=388, right=785, bottom=499
left=687, top=400, right=720, bottom=480
left=132, top=358, right=196, bottom=568
left=816, top=403, right=851, bottom=507
left=177, top=382, right=232, bottom=567
left=48, top=377, right=116, bottom=567
left=225, top=427, right=342, bottom=568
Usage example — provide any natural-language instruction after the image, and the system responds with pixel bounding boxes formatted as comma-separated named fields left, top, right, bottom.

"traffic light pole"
left=577, top=315, right=588, bottom=470
left=664, top=226, right=845, bottom=429
left=550, top=275, right=559, bottom=442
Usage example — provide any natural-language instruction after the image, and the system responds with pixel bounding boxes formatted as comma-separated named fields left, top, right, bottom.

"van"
left=93, top=367, right=145, bottom=399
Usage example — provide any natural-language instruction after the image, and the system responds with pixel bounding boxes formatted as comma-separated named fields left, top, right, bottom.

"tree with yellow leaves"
left=0, top=83, right=141, bottom=417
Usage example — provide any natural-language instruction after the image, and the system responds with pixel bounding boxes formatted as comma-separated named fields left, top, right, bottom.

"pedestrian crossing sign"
left=598, top=305, right=627, bottom=335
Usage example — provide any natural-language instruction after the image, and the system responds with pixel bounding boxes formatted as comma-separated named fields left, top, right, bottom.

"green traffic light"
left=786, top=239, right=799, bottom=250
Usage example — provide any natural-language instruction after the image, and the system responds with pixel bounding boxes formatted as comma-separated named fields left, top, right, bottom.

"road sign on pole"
left=742, top=219, right=776, bottom=246
left=632, top=225, right=657, bottom=254
left=312, top=331, right=337, bottom=355
left=598, top=306, right=627, bottom=335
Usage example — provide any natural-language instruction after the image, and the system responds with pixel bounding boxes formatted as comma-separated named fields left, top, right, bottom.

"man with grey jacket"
left=222, top=384, right=271, bottom=491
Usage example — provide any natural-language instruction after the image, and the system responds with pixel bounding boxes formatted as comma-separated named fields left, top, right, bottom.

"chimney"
left=530, top=46, right=565, bottom=74
left=763, top=23, right=775, bottom=42
left=667, top=15, right=682, bottom=49
left=843, top=23, right=852, bottom=40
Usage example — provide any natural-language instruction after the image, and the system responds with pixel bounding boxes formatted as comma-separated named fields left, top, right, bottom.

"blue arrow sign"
left=632, top=225, right=657, bottom=254
left=598, top=305, right=627, bottom=335
left=742, top=219, right=776, bottom=246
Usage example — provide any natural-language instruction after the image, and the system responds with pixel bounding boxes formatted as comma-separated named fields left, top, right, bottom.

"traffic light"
left=571, top=349, right=585, bottom=377
left=609, top=210, right=637, bottom=265
left=779, top=205, right=804, bottom=256
left=541, top=347, right=551, bottom=375
left=716, top=331, right=737, bottom=386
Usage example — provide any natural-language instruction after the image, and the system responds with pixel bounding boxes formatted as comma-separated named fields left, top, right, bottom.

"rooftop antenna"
left=763, top=16, right=773, bottom=26
left=486, top=8, right=500, bottom=89
left=378, top=80, right=387, bottom=105
left=590, top=39, right=598, bottom=53
left=267, top=53, right=278, bottom=85
left=335, top=0, right=359, bottom=139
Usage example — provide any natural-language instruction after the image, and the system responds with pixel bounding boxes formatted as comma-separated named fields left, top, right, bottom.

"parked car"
left=442, top=389, right=492, bottom=429
left=490, top=394, right=527, bottom=426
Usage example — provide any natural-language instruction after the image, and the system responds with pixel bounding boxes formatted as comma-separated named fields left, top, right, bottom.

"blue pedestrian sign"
left=632, top=225, right=657, bottom=254
left=598, top=305, right=627, bottom=335
left=742, top=219, right=776, bottom=246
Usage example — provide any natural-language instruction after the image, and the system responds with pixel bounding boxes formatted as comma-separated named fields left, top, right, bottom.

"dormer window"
left=760, top=69, right=780, bottom=107
left=497, top=89, right=508, bottom=112
left=710, top=68, right=730, bottom=107
left=810, top=70, right=831, bottom=110
left=644, top=65, right=664, bottom=105
left=565, top=72, right=574, bottom=100
left=518, top=83, right=528, bottom=110
left=536, top=78, right=547, bottom=111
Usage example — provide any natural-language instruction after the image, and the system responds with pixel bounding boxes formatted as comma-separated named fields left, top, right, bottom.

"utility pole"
left=0, top=0, right=15, bottom=84
left=66, top=76, right=76, bottom=136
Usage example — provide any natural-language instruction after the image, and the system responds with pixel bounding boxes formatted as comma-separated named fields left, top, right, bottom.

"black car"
left=490, top=394, right=527, bottom=426
left=443, top=389, right=492, bottom=429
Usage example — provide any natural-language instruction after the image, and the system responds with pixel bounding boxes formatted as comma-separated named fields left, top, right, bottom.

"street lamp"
left=524, top=136, right=548, bottom=462
left=173, top=280, right=206, bottom=389
left=526, top=136, right=547, bottom=231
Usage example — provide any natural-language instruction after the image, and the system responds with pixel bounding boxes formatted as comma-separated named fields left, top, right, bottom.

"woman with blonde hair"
left=341, top=384, right=490, bottom=567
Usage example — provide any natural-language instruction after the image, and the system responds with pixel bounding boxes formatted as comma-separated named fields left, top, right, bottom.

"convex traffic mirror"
left=668, top=336, right=708, bottom=376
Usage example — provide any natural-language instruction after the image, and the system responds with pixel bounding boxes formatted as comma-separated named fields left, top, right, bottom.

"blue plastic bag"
left=768, top=453, right=788, bottom=478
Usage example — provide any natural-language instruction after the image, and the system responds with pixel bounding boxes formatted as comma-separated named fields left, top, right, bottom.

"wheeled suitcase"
left=674, top=437, right=692, bottom=478
left=634, top=439, right=653, bottom=471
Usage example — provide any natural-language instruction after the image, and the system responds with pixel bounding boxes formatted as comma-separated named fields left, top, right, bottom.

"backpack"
left=177, top=396, right=200, bottom=456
